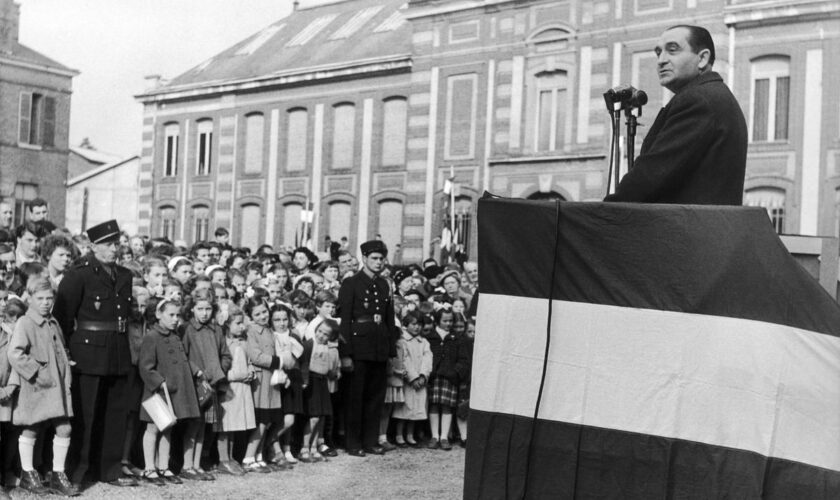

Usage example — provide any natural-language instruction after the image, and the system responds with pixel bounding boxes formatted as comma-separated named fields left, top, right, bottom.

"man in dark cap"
left=53, top=220, right=138, bottom=488
left=337, top=240, right=400, bottom=456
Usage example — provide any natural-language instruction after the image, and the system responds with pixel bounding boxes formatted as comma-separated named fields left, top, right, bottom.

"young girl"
left=181, top=288, right=232, bottom=480
left=8, top=278, right=76, bottom=496
left=243, top=298, right=283, bottom=472
left=300, top=319, right=340, bottom=462
left=168, top=256, right=194, bottom=288
left=143, top=257, right=168, bottom=298
left=392, top=311, right=432, bottom=447
left=121, top=286, right=151, bottom=478
left=271, top=305, right=305, bottom=466
left=138, top=298, right=203, bottom=486
left=456, top=317, right=475, bottom=447
left=215, top=306, right=256, bottom=476
left=379, top=340, right=405, bottom=451
left=0, top=287, right=17, bottom=493
left=426, top=309, right=467, bottom=451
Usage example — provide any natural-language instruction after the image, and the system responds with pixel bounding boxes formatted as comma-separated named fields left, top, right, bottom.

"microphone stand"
left=625, top=107, right=639, bottom=172
left=612, top=104, right=622, bottom=191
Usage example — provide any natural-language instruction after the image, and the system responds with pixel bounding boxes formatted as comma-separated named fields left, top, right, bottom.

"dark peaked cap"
left=87, top=219, right=121, bottom=244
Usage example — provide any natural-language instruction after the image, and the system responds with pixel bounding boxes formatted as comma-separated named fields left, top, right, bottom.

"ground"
left=10, top=447, right=465, bottom=499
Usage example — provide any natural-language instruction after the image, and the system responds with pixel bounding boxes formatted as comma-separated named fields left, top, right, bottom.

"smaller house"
left=65, top=155, right=140, bottom=236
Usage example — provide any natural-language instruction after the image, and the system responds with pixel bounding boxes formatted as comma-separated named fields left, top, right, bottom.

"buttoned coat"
left=605, top=71, right=747, bottom=205
left=246, top=324, right=282, bottom=409
left=337, top=270, right=399, bottom=362
left=427, top=329, right=469, bottom=384
left=8, top=309, right=73, bottom=426
left=182, top=319, right=232, bottom=386
left=138, top=324, right=201, bottom=421
left=53, top=256, right=133, bottom=376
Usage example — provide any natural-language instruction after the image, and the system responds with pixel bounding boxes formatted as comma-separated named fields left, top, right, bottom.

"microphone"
left=603, top=85, right=648, bottom=111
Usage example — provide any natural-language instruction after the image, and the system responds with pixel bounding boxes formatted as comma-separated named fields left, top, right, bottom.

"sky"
left=15, top=0, right=323, bottom=158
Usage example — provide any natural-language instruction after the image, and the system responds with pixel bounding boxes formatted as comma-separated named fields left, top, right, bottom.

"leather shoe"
left=20, top=470, right=50, bottom=495
left=363, top=446, right=385, bottom=455
left=109, top=476, right=140, bottom=487
left=379, top=441, right=397, bottom=452
left=346, top=448, right=366, bottom=458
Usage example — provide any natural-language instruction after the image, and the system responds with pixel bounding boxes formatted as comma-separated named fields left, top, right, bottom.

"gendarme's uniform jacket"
left=337, top=269, right=399, bottom=362
left=53, top=255, right=133, bottom=376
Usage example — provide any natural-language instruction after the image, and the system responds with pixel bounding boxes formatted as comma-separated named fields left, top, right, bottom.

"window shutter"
left=42, top=97, right=56, bottom=147
left=18, top=93, right=32, bottom=144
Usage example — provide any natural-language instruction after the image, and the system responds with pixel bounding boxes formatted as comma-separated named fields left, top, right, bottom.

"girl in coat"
left=0, top=287, right=18, bottom=493
left=8, top=278, right=76, bottom=496
left=181, top=288, right=232, bottom=480
left=242, top=297, right=283, bottom=472
left=426, top=308, right=468, bottom=451
left=271, top=304, right=305, bottom=466
left=215, top=306, right=255, bottom=476
left=392, top=311, right=433, bottom=446
left=300, top=319, right=340, bottom=462
left=139, top=298, right=203, bottom=486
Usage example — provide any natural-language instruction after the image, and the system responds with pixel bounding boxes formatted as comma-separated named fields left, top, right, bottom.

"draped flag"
left=465, top=196, right=840, bottom=499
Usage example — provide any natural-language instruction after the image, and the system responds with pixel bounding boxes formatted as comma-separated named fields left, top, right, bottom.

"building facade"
left=136, top=0, right=840, bottom=261
left=0, top=0, right=77, bottom=227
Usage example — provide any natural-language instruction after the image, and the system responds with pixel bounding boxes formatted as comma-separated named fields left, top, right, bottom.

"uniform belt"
left=356, top=315, right=383, bottom=324
left=77, top=320, right=126, bottom=333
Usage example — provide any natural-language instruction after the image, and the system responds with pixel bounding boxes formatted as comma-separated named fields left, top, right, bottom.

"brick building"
left=135, top=0, right=840, bottom=261
left=0, top=0, right=76, bottom=227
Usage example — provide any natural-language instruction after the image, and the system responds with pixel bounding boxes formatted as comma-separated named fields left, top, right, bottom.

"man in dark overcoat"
left=605, top=25, right=747, bottom=205
left=52, top=220, right=138, bottom=488
left=337, top=240, right=400, bottom=456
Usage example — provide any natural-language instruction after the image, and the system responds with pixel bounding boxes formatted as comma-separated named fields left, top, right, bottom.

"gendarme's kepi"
left=86, top=219, right=121, bottom=244
left=360, top=240, right=387, bottom=257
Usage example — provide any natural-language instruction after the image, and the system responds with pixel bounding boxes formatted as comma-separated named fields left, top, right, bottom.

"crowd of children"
left=0, top=232, right=478, bottom=496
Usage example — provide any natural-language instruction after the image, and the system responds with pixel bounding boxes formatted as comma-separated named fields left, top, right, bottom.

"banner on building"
left=465, top=196, right=840, bottom=499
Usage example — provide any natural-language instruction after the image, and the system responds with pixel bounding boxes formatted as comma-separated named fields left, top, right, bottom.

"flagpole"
left=450, top=165, right=455, bottom=263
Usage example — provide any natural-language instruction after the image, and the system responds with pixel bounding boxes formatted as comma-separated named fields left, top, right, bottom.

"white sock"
left=19, top=435, right=36, bottom=472
left=378, top=434, right=387, bottom=443
left=53, top=436, right=71, bottom=473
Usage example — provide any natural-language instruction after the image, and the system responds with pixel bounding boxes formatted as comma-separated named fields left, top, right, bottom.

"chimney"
left=144, top=74, right=167, bottom=90
left=0, top=0, right=20, bottom=54
left=293, top=0, right=299, bottom=11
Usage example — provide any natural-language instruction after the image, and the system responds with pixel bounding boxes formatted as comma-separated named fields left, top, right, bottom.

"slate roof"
left=144, top=0, right=410, bottom=97
left=3, top=41, right=76, bottom=74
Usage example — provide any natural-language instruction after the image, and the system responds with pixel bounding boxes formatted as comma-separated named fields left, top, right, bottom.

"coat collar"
left=675, top=70, right=722, bottom=95
left=25, top=308, right=51, bottom=326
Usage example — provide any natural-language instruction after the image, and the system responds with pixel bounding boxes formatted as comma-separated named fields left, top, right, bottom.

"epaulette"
left=72, top=258, right=91, bottom=269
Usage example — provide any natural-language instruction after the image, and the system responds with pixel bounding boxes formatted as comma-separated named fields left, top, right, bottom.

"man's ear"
left=697, top=48, right=711, bottom=70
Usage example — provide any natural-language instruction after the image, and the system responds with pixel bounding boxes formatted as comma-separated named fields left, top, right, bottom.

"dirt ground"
left=9, top=447, right=466, bottom=499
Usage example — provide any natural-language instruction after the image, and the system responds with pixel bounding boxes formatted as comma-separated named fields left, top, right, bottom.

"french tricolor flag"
left=465, top=197, right=840, bottom=499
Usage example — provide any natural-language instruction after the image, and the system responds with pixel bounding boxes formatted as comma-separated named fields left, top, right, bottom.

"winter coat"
left=182, top=319, right=232, bottom=386
left=138, top=324, right=201, bottom=421
left=8, top=309, right=73, bottom=426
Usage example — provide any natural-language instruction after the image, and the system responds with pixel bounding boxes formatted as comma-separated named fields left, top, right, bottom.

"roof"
left=70, top=147, right=123, bottom=166
left=1, top=41, right=78, bottom=76
left=66, top=155, right=140, bottom=188
left=139, top=0, right=410, bottom=100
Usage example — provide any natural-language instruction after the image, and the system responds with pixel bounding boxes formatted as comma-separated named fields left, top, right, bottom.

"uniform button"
left=117, top=305, right=120, bottom=309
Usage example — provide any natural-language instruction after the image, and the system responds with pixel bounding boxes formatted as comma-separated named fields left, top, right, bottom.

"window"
left=751, top=57, right=790, bottom=142
left=244, top=113, right=265, bottom=174
left=534, top=71, right=568, bottom=152
left=332, top=103, right=356, bottom=169
left=196, top=120, right=213, bottom=175
left=239, top=204, right=261, bottom=251
left=164, top=123, right=180, bottom=177
left=745, top=188, right=785, bottom=234
left=159, top=206, right=176, bottom=241
left=13, top=183, right=38, bottom=226
left=328, top=201, right=351, bottom=244
left=444, top=74, right=477, bottom=159
left=381, top=97, right=407, bottom=166
left=286, top=109, right=308, bottom=172
left=377, top=199, right=403, bottom=250
left=191, top=205, right=210, bottom=242
left=18, top=92, right=56, bottom=147
left=282, top=203, right=303, bottom=247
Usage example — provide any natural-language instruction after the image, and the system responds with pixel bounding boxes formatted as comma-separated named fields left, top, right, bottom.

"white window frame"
left=749, top=57, right=790, bottom=143
left=164, top=123, right=180, bottom=177
left=195, top=119, right=214, bottom=176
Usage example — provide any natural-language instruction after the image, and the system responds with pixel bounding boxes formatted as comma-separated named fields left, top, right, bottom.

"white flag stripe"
left=472, top=293, right=840, bottom=472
